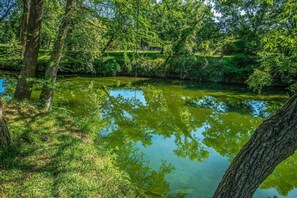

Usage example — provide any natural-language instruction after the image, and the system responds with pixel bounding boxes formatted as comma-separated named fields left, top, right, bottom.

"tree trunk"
left=20, top=0, right=30, bottom=55
left=101, top=35, right=114, bottom=54
left=0, top=100, right=10, bottom=145
left=160, top=45, right=164, bottom=54
left=13, top=0, right=44, bottom=101
left=39, top=0, right=75, bottom=110
left=213, top=94, right=297, bottom=198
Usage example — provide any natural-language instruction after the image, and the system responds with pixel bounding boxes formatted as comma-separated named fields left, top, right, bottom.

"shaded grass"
left=0, top=102, right=136, bottom=197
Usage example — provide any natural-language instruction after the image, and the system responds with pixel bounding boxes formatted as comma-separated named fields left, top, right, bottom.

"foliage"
left=247, top=69, right=273, bottom=94
left=0, top=44, right=256, bottom=83
left=223, top=54, right=255, bottom=83
left=1, top=0, right=294, bottom=92
left=41, top=0, right=64, bottom=48
left=102, top=57, right=121, bottom=76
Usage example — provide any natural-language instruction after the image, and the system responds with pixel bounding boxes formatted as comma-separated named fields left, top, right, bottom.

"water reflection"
left=0, top=79, right=5, bottom=93
left=186, top=96, right=228, bottom=113
left=186, top=96, right=277, bottom=118
left=84, top=79, right=292, bottom=197
left=53, top=79, right=296, bottom=197
left=246, top=100, right=269, bottom=117
left=0, top=76, right=295, bottom=197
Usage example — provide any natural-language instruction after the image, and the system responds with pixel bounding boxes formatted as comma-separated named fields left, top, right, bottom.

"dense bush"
left=0, top=45, right=258, bottom=84
left=222, top=54, right=255, bottom=83
left=62, top=50, right=98, bottom=73
left=136, top=57, right=166, bottom=77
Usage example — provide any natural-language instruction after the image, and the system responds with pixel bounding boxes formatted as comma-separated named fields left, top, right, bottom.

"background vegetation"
left=0, top=0, right=296, bottom=92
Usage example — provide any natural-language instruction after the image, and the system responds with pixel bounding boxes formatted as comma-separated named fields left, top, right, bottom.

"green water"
left=1, top=75, right=297, bottom=197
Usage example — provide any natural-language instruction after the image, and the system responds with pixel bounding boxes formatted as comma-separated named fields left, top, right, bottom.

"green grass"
left=0, top=101, right=136, bottom=197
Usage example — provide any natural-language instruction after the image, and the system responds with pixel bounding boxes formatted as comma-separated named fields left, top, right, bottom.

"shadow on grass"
left=0, top=102, right=135, bottom=197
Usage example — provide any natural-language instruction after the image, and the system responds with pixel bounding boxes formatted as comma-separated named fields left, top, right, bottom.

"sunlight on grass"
left=0, top=102, right=136, bottom=197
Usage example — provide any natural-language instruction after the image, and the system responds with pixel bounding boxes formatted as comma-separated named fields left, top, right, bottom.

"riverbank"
left=0, top=101, right=136, bottom=197
left=0, top=44, right=254, bottom=84
left=0, top=75, right=293, bottom=197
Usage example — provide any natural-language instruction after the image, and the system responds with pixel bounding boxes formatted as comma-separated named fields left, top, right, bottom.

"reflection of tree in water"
left=55, top=79, right=292, bottom=197
left=174, top=130, right=209, bottom=162
left=98, top=85, right=210, bottom=196
left=202, top=111, right=261, bottom=160
left=187, top=95, right=297, bottom=196
left=260, top=152, right=297, bottom=196
left=185, top=95, right=285, bottom=159
left=99, top=85, right=209, bottom=162
left=186, top=95, right=282, bottom=118
left=102, top=138, right=175, bottom=196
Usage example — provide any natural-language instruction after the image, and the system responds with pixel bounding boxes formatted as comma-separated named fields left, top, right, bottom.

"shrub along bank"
left=0, top=45, right=255, bottom=84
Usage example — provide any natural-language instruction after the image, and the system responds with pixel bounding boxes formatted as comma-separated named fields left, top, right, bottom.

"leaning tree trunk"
left=20, top=0, right=30, bottom=55
left=14, top=0, right=44, bottom=101
left=0, top=100, right=10, bottom=145
left=214, top=94, right=297, bottom=198
left=39, top=0, right=75, bottom=110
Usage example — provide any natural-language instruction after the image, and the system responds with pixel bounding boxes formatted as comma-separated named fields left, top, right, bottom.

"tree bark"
left=20, top=0, right=30, bottom=55
left=13, top=0, right=44, bottom=101
left=39, top=0, right=75, bottom=110
left=0, top=100, right=10, bottom=145
left=213, top=94, right=297, bottom=198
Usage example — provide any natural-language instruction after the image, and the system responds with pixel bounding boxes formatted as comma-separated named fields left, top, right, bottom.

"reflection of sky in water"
left=110, top=89, right=147, bottom=106
left=136, top=134, right=229, bottom=197
left=0, top=76, right=292, bottom=197
left=191, top=96, right=271, bottom=118
left=99, top=118, right=119, bottom=137
left=246, top=100, right=269, bottom=117
left=99, top=89, right=143, bottom=136
left=0, top=79, right=5, bottom=93
left=99, top=110, right=133, bottom=137
left=98, top=87, right=291, bottom=197
left=193, top=96, right=228, bottom=113
left=191, top=123, right=209, bottom=141
left=136, top=132, right=295, bottom=198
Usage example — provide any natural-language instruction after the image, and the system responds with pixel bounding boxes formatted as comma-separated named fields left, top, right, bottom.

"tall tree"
left=39, top=0, right=76, bottom=110
left=0, top=100, right=10, bottom=145
left=247, top=0, right=297, bottom=93
left=13, top=0, right=44, bottom=100
left=214, top=94, right=297, bottom=198
left=20, top=0, right=30, bottom=55
left=213, top=0, right=270, bottom=55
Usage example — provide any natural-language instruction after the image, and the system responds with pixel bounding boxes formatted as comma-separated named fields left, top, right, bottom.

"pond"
left=1, top=75, right=297, bottom=198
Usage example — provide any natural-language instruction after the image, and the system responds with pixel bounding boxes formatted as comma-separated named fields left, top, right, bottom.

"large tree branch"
left=0, top=1, right=17, bottom=23
left=214, top=94, right=297, bottom=198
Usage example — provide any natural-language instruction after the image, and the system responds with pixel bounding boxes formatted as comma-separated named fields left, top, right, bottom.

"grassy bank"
left=0, top=101, right=136, bottom=197
left=0, top=44, right=255, bottom=84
